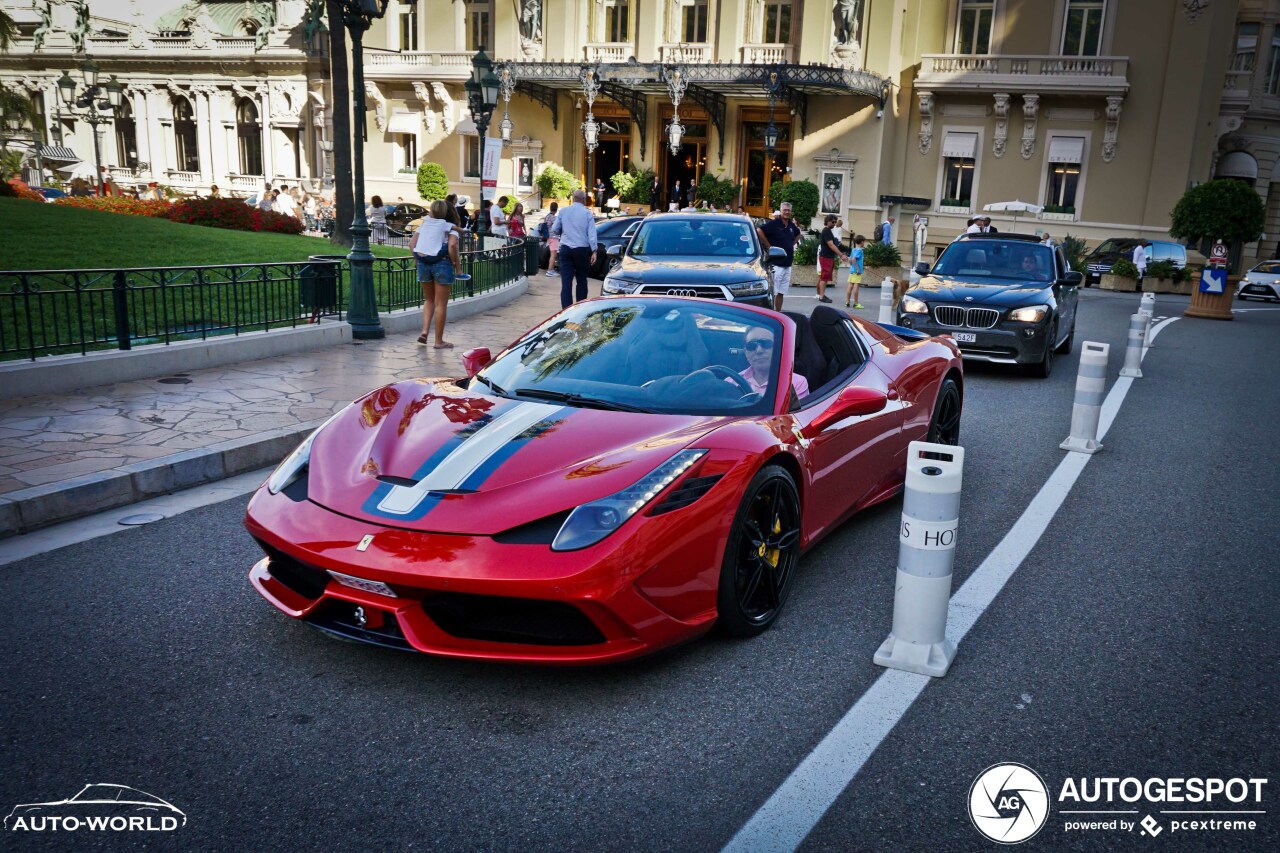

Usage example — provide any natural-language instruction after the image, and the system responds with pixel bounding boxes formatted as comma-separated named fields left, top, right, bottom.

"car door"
left=1054, top=248, right=1079, bottom=337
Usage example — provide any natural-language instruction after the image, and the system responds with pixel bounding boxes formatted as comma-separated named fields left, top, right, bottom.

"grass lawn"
left=0, top=197, right=410, bottom=270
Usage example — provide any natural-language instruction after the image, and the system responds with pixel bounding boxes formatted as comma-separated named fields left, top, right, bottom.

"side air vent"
left=649, top=474, right=723, bottom=516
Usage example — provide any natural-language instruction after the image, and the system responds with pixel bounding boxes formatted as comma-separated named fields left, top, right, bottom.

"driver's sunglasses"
left=745, top=339, right=774, bottom=352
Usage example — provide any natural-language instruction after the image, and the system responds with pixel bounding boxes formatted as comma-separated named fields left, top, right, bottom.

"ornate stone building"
left=2, top=1, right=1274, bottom=264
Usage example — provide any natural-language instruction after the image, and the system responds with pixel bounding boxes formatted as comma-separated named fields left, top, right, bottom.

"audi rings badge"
left=667, top=288, right=698, bottom=297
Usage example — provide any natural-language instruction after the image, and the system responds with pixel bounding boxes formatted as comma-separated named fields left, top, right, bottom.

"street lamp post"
left=55, top=59, right=122, bottom=196
left=465, top=49, right=500, bottom=238
left=339, top=0, right=391, bottom=340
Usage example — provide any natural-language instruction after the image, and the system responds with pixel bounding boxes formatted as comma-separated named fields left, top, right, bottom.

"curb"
left=0, top=419, right=324, bottom=539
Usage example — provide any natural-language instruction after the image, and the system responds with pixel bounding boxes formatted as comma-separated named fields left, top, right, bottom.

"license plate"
left=328, top=570, right=398, bottom=598
left=951, top=332, right=977, bottom=343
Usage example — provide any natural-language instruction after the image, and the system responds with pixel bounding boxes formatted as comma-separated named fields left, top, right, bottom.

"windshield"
left=629, top=218, right=757, bottom=258
left=1092, top=238, right=1138, bottom=255
left=476, top=299, right=783, bottom=416
left=1251, top=261, right=1280, bottom=274
left=932, top=241, right=1057, bottom=281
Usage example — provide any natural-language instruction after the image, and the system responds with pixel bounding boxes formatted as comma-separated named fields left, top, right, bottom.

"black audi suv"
left=600, top=213, right=778, bottom=308
left=897, top=234, right=1081, bottom=378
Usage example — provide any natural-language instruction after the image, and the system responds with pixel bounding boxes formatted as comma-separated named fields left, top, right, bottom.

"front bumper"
left=243, top=474, right=744, bottom=665
left=894, top=313, right=1052, bottom=365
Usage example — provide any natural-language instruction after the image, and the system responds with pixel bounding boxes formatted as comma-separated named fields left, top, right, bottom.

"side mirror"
left=802, top=386, right=888, bottom=437
left=767, top=246, right=788, bottom=263
left=607, top=243, right=624, bottom=258
left=914, top=262, right=931, bottom=275
left=462, top=347, right=491, bottom=378
left=1061, top=270, right=1083, bottom=286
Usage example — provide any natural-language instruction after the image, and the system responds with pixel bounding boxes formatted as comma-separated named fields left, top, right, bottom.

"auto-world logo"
left=968, top=763, right=1050, bottom=844
left=4, top=784, right=185, bottom=833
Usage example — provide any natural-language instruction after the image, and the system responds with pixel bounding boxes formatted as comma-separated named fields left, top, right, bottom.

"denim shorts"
left=417, top=258, right=454, bottom=284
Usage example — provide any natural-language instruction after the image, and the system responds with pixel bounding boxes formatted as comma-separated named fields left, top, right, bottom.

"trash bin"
left=523, top=236, right=541, bottom=276
left=302, top=255, right=344, bottom=317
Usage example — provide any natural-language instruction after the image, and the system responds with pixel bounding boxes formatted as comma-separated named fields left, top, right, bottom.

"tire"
left=716, top=464, right=802, bottom=638
left=1026, top=323, right=1056, bottom=378
left=926, top=377, right=962, bottom=446
left=1055, top=318, right=1075, bottom=354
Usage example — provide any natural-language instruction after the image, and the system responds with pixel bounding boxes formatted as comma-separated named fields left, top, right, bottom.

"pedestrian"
left=455, top=195, right=471, bottom=229
left=965, top=216, right=980, bottom=235
left=508, top=202, right=527, bottom=238
left=671, top=179, right=682, bottom=213
left=490, top=196, right=508, bottom=236
left=276, top=185, right=299, bottom=218
left=410, top=199, right=462, bottom=349
left=846, top=235, right=866, bottom=308
left=368, top=195, right=388, bottom=244
left=1040, top=232, right=1054, bottom=247
left=594, top=177, right=607, bottom=209
left=476, top=199, right=491, bottom=233
left=649, top=175, right=661, bottom=210
left=686, top=183, right=697, bottom=209
left=979, top=216, right=997, bottom=234
left=817, top=214, right=849, bottom=304
left=1133, top=239, right=1149, bottom=289
left=878, top=215, right=895, bottom=244
left=541, top=201, right=560, bottom=277
left=258, top=183, right=274, bottom=212
left=549, top=188, right=598, bottom=308
left=209, top=184, right=222, bottom=199
left=736, top=205, right=747, bottom=216
left=303, top=193, right=318, bottom=231
left=756, top=201, right=803, bottom=311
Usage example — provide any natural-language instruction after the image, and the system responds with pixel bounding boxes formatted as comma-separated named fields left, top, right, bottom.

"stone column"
left=194, top=88, right=215, bottom=183
left=259, top=89, right=274, bottom=179
left=131, top=89, right=152, bottom=176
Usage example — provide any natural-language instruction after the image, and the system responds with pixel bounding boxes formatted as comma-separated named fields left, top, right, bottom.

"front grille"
left=637, top=285, right=729, bottom=299
left=421, top=593, right=606, bottom=646
left=933, top=305, right=1000, bottom=329
left=307, top=602, right=413, bottom=651
left=256, top=539, right=330, bottom=599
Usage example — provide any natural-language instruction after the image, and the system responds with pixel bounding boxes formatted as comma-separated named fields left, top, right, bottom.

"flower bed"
left=1, top=178, right=47, bottom=202
left=54, top=195, right=304, bottom=235
left=56, top=195, right=171, bottom=217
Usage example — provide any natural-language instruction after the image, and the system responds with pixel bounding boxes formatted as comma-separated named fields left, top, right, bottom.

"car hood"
left=612, top=256, right=766, bottom=285
left=909, top=274, right=1051, bottom=306
left=304, top=380, right=733, bottom=535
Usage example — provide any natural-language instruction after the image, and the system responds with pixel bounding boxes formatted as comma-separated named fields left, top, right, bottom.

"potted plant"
left=862, top=239, right=904, bottom=288
left=610, top=166, right=655, bottom=214
left=767, top=179, right=820, bottom=229
left=788, top=236, right=820, bottom=288
left=535, top=161, right=580, bottom=209
left=1101, top=257, right=1139, bottom=292
left=1171, top=178, right=1265, bottom=320
left=1144, top=259, right=1180, bottom=294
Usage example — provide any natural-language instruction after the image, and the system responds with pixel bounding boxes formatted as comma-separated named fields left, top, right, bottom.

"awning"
left=941, top=131, right=977, bottom=159
left=1047, top=136, right=1085, bottom=164
left=454, top=117, right=478, bottom=136
left=38, top=145, right=79, bottom=162
left=1216, top=150, right=1258, bottom=180
left=387, top=110, right=418, bottom=135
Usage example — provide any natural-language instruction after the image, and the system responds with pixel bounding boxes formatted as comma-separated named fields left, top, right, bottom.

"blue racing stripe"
left=456, top=409, right=574, bottom=491
left=360, top=411, right=497, bottom=520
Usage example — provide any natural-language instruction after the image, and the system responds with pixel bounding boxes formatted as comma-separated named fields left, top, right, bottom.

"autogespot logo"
left=968, top=763, right=1051, bottom=844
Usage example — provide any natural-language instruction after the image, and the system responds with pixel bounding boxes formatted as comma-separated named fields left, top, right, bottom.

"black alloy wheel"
left=716, top=465, right=802, bottom=637
left=1028, top=322, right=1056, bottom=378
left=926, top=378, right=962, bottom=446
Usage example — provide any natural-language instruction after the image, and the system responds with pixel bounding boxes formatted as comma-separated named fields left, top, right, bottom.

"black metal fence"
left=0, top=240, right=526, bottom=361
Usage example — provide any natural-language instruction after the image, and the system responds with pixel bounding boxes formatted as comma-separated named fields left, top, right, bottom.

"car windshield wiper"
left=472, top=374, right=508, bottom=397
left=513, top=387, right=649, bottom=413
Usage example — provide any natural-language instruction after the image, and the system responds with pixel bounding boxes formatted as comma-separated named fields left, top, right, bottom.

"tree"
left=1170, top=178, right=1265, bottom=270
left=325, top=0, right=354, bottom=248
left=416, top=162, right=448, bottom=200
left=768, top=179, right=820, bottom=229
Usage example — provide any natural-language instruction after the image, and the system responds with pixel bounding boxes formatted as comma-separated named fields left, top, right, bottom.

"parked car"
left=587, top=215, right=643, bottom=278
left=244, top=296, right=963, bottom=663
left=385, top=202, right=428, bottom=235
left=899, top=233, right=1080, bottom=378
left=601, top=213, right=776, bottom=308
left=36, top=186, right=67, bottom=202
left=1085, top=238, right=1187, bottom=286
left=1237, top=260, right=1280, bottom=301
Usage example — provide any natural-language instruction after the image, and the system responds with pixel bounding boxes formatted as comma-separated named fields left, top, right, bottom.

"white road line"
left=723, top=317, right=1180, bottom=853
left=0, top=467, right=272, bottom=567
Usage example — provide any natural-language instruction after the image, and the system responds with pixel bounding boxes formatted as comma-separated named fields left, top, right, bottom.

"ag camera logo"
left=968, top=763, right=1050, bottom=844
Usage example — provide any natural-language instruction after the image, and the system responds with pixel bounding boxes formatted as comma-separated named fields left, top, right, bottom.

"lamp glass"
left=500, top=114, right=513, bottom=143
left=57, top=71, right=76, bottom=106
left=480, top=69, right=500, bottom=108
left=583, top=116, right=598, bottom=149
left=763, top=121, right=779, bottom=152
left=80, top=59, right=100, bottom=89
left=105, top=76, right=123, bottom=109
left=471, top=49, right=492, bottom=88
left=667, top=120, right=683, bottom=155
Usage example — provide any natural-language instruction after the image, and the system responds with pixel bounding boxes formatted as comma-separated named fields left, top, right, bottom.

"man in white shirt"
left=489, top=196, right=508, bottom=236
left=275, top=185, right=299, bottom=218
left=1132, top=239, right=1149, bottom=289
left=549, top=189, right=598, bottom=308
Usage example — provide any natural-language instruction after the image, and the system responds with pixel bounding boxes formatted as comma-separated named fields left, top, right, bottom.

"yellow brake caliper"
left=758, top=516, right=782, bottom=569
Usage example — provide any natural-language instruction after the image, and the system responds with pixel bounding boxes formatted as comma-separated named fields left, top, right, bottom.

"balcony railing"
left=918, top=54, right=1129, bottom=94
left=585, top=43, right=633, bottom=63
left=165, top=170, right=200, bottom=184
left=227, top=175, right=263, bottom=191
left=363, top=50, right=473, bottom=77
left=740, top=43, right=793, bottom=64
left=659, top=43, right=713, bottom=64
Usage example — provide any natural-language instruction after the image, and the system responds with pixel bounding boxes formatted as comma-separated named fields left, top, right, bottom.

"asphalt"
left=1, top=289, right=1274, bottom=851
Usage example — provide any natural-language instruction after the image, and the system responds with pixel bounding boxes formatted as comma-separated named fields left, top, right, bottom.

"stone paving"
left=0, top=278, right=565, bottom=498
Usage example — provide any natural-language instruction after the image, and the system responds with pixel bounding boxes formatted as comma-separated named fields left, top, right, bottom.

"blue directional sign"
left=1200, top=267, right=1227, bottom=294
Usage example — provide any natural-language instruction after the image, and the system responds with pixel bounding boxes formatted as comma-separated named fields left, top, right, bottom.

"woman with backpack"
left=541, top=202, right=559, bottom=277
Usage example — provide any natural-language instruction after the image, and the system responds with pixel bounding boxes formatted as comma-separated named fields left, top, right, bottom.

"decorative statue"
left=71, top=0, right=92, bottom=54
left=253, top=1, right=277, bottom=51
left=833, top=0, right=864, bottom=46
left=32, top=2, right=52, bottom=51
left=520, top=0, right=543, bottom=43
left=302, top=0, right=327, bottom=42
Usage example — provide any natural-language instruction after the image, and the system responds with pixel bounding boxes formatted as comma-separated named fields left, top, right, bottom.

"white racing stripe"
left=722, top=317, right=1180, bottom=853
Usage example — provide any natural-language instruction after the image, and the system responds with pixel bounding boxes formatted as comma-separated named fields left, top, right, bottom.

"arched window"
left=236, top=99, right=263, bottom=176
left=172, top=96, right=199, bottom=173
left=114, top=98, right=138, bottom=169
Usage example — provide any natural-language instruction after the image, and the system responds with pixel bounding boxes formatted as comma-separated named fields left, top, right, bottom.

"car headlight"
left=900, top=295, right=930, bottom=314
left=267, top=412, right=342, bottom=494
left=727, top=279, right=770, bottom=295
left=602, top=276, right=639, bottom=294
left=1007, top=304, right=1049, bottom=323
left=551, top=450, right=707, bottom=551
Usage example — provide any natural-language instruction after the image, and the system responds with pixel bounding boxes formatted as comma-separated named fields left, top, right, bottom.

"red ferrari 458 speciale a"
left=245, top=297, right=963, bottom=664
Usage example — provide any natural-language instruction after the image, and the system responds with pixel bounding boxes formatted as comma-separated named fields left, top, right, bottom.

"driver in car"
left=1019, top=253, right=1050, bottom=281
left=737, top=326, right=809, bottom=398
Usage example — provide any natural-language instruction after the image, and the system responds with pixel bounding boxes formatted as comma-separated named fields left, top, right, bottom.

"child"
left=846, top=235, right=866, bottom=309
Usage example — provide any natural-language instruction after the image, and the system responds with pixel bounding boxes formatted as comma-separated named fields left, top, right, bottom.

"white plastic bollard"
left=1060, top=341, right=1109, bottom=454
left=1139, top=292, right=1156, bottom=348
left=878, top=277, right=896, bottom=323
left=874, top=441, right=964, bottom=678
left=1119, top=313, right=1145, bottom=378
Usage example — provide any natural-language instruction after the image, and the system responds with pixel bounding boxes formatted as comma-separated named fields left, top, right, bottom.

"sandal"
left=416, top=334, right=429, bottom=344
